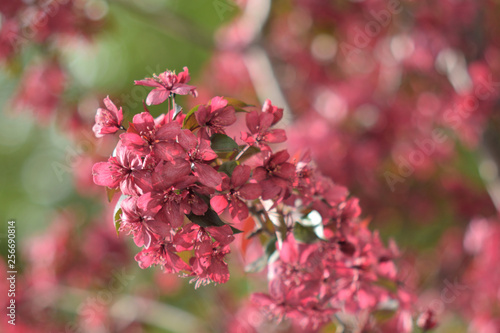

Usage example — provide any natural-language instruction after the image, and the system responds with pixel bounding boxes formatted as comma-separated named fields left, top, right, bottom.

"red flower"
left=137, top=160, right=198, bottom=229
left=120, top=112, right=184, bottom=161
left=253, top=150, right=295, bottom=201
left=179, top=224, right=234, bottom=288
left=178, top=129, right=222, bottom=188
left=241, top=102, right=286, bottom=150
left=92, top=96, right=124, bottom=138
left=120, top=196, right=172, bottom=248
left=92, top=143, right=153, bottom=196
left=135, top=235, right=191, bottom=273
left=195, top=96, right=236, bottom=136
left=210, top=165, right=261, bottom=220
left=261, top=99, right=284, bottom=125
left=134, top=67, right=198, bottom=105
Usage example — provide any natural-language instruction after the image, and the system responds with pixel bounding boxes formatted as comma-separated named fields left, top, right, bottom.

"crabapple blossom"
left=92, top=67, right=413, bottom=330
left=92, top=96, right=124, bottom=138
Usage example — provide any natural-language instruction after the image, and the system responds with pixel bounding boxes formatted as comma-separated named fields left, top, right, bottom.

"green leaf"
left=293, top=222, right=320, bottom=244
left=183, top=105, right=200, bottom=130
left=113, top=195, right=127, bottom=236
left=224, top=97, right=253, bottom=109
left=237, top=146, right=260, bottom=162
left=218, top=160, right=239, bottom=177
left=106, top=187, right=119, bottom=203
left=211, top=133, right=239, bottom=152
left=186, top=208, right=242, bottom=234
left=301, top=210, right=326, bottom=240
left=114, top=209, right=122, bottom=237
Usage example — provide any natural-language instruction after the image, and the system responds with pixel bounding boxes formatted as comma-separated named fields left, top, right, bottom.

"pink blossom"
left=241, top=106, right=286, bottom=150
left=195, top=96, right=237, bottom=136
left=137, top=160, right=197, bottom=229
left=92, top=143, right=153, bottom=196
left=92, top=96, right=124, bottom=138
left=134, top=67, right=198, bottom=105
left=178, top=129, right=222, bottom=188
left=120, top=196, right=172, bottom=248
left=211, top=165, right=261, bottom=220
left=135, top=236, right=191, bottom=273
left=120, top=112, right=184, bottom=161
left=252, top=150, right=295, bottom=201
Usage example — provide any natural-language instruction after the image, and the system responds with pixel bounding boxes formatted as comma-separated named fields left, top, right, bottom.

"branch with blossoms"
left=91, top=67, right=417, bottom=332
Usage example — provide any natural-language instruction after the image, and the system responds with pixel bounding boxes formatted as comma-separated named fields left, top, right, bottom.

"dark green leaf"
left=293, top=222, right=320, bottom=244
left=113, top=195, right=127, bottom=236
left=231, top=226, right=243, bottom=234
left=224, top=97, right=253, bottom=109
left=218, top=160, right=239, bottom=177
left=114, top=209, right=122, bottom=237
left=188, top=208, right=226, bottom=227
left=187, top=195, right=242, bottom=233
left=237, top=146, right=260, bottom=162
left=210, top=133, right=239, bottom=152
left=106, top=187, right=119, bottom=203
left=183, top=105, right=200, bottom=130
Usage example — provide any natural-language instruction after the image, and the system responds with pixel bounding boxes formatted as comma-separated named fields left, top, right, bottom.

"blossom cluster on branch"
left=92, top=67, right=415, bottom=331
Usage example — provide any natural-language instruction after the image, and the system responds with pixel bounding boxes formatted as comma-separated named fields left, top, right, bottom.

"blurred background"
left=1, top=0, right=500, bottom=332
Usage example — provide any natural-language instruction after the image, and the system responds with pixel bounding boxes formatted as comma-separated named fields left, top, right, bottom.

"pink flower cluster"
left=92, top=67, right=411, bottom=329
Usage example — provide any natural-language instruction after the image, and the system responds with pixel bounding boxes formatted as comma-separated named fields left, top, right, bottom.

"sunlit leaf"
left=211, top=133, right=239, bottom=152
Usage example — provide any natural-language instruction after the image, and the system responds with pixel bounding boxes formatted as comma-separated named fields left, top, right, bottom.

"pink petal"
left=238, top=183, right=261, bottom=200
left=210, top=96, right=228, bottom=110
left=198, top=139, right=218, bottom=161
left=134, top=79, right=163, bottom=88
left=213, top=106, right=237, bottom=126
left=156, top=121, right=181, bottom=140
left=178, top=129, right=198, bottom=151
left=229, top=197, right=249, bottom=221
left=92, top=161, right=122, bottom=188
left=172, top=83, right=197, bottom=96
left=133, top=228, right=151, bottom=248
left=270, top=150, right=290, bottom=165
left=275, top=162, right=296, bottom=179
left=137, top=192, right=163, bottom=216
left=246, top=110, right=260, bottom=134
left=207, top=257, right=230, bottom=284
left=260, top=179, right=282, bottom=200
left=134, top=247, right=157, bottom=269
left=259, top=112, right=274, bottom=131
left=146, top=219, right=172, bottom=239
left=165, top=201, right=184, bottom=228
left=164, top=250, right=191, bottom=273
left=146, top=88, right=170, bottom=105
left=152, top=159, right=191, bottom=188
left=251, top=167, right=267, bottom=182
left=206, top=225, right=234, bottom=246
left=132, top=112, right=155, bottom=132
left=210, top=195, right=229, bottom=214
left=154, top=142, right=185, bottom=161
left=195, top=105, right=209, bottom=125
left=231, top=165, right=251, bottom=188
left=177, top=67, right=191, bottom=83
left=194, top=163, right=222, bottom=188
left=120, top=133, right=146, bottom=150
left=264, top=129, right=287, bottom=143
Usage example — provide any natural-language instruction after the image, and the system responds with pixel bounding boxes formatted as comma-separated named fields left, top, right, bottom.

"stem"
left=260, top=199, right=287, bottom=249
left=172, top=94, right=178, bottom=121
left=235, top=145, right=251, bottom=160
